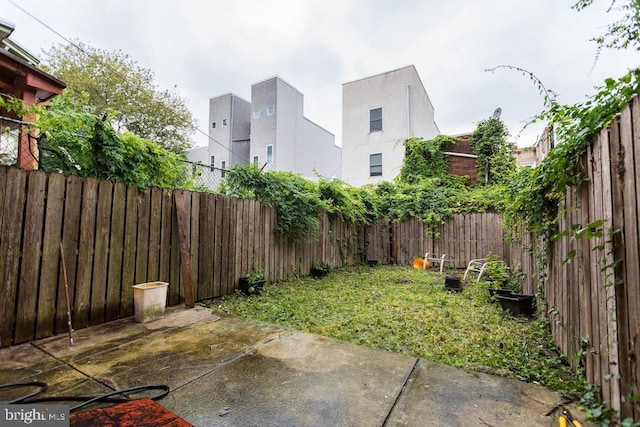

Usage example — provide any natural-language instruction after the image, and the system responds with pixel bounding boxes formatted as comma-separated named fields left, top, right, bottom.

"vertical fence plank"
left=90, top=180, right=113, bottom=325
left=168, top=191, right=181, bottom=304
left=586, top=142, right=600, bottom=386
left=106, top=182, right=125, bottom=321
left=213, top=195, right=223, bottom=297
left=198, top=193, right=214, bottom=299
left=629, top=96, right=640, bottom=420
left=36, top=173, right=65, bottom=339
left=135, top=190, right=151, bottom=286
left=56, top=176, right=82, bottom=334
left=159, top=190, right=173, bottom=285
left=164, top=190, right=181, bottom=305
left=174, top=191, right=195, bottom=308
left=147, top=187, right=162, bottom=281
left=120, top=185, right=138, bottom=318
left=14, top=172, right=46, bottom=343
left=189, top=192, right=200, bottom=301
left=74, top=178, right=98, bottom=329
left=602, top=119, right=619, bottom=408
left=0, top=168, right=26, bottom=346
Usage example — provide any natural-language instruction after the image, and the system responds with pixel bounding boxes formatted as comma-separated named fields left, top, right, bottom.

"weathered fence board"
left=15, top=172, right=45, bottom=343
left=120, top=185, right=138, bottom=318
left=90, top=180, right=112, bottom=325
left=36, top=172, right=64, bottom=339
left=75, top=178, right=98, bottom=329
left=0, top=168, right=26, bottom=346
left=106, top=182, right=126, bottom=322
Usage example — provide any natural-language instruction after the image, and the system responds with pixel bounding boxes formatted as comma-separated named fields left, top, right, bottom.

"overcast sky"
left=3, top=0, right=638, bottom=148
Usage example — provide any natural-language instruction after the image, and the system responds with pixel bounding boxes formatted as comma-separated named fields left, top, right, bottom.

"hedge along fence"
left=0, top=166, right=364, bottom=348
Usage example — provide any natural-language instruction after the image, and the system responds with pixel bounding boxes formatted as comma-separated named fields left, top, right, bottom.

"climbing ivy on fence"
left=398, top=135, right=453, bottom=184
left=502, top=67, right=640, bottom=239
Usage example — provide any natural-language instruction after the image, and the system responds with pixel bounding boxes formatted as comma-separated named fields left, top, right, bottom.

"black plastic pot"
left=310, top=268, right=329, bottom=278
left=496, top=293, right=536, bottom=316
left=367, top=259, right=378, bottom=267
left=445, top=275, right=462, bottom=292
left=239, top=278, right=266, bottom=295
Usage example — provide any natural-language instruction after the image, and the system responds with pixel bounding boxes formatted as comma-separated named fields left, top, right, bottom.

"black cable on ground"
left=0, top=381, right=48, bottom=404
left=1, top=381, right=170, bottom=412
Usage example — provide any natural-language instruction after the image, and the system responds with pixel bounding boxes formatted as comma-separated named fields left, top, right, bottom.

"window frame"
left=211, top=122, right=216, bottom=129
left=267, top=105, right=275, bottom=115
left=254, top=109, right=261, bottom=119
left=369, top=153, right=383, bottom=177
left=266, top=145, right=273, bottom=164
left=369, top=108, right=382, bottom=132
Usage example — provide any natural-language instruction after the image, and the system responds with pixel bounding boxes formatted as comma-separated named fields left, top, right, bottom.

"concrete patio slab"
left=0, top=306, right=583, bottom=426
left=164, top=327, right=417, bottom=426
left=385, top=360, right=560, bottom=427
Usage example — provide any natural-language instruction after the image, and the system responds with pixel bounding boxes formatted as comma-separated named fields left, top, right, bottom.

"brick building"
left=445, top=134, right=478, bottom=185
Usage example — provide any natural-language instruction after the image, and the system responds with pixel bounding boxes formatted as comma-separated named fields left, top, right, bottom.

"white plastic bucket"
left=133, top=281, right=169, bottom=323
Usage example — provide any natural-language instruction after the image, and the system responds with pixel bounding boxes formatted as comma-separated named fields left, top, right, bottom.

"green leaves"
left=40, top=40, right=196, bottom=153
left=31, top=93, right=195, bottom=189
left=503, top=68, right=640, bottom=238
left=398, top=136, right=453, bottom=184
left=469, top=117, right=516, bottom=185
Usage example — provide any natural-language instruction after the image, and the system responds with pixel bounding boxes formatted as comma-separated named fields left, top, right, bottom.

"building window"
left=253, top=156, right=259, bottom=165
left=254, top=109, right=261, bottom=119
left=222, top=119, right=228, bottom=126
left=211, top=122, right=216, bottom=129
left=369, top=108, right=382, bottom=132
left=266, top=145, right=273, bottom=164
left=210, top=155, right=215, bottom=170
left=369, top=153, right=382, bottom=177
left=221, top=160, right=226, bottom=170
left=267, top=105, right=275, bottom=115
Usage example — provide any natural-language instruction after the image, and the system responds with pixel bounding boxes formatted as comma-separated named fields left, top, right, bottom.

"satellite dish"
left=492, top=107, right=502, bottom=119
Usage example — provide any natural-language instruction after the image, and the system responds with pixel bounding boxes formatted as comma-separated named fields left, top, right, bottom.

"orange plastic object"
left=413, top=258, right=430, bottom=269
left=70, top=398, right=192, bottom=427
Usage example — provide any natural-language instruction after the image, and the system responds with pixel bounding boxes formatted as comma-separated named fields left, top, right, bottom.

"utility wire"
left=7, top=0, right=248, bottom=164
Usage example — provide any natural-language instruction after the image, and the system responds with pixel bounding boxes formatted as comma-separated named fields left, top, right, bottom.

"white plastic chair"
left=423, top=253, right=449, bottom=274
left=463, top=258, right=488, bottom=282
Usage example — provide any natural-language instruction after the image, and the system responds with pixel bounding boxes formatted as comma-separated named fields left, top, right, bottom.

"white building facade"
left=341, top=65, right=439, bottom=186
left=185, top=76, right=340, bottom=182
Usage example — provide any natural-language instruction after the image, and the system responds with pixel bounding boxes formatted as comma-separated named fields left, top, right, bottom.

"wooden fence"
left=0, top=168, right=363, bottom=348
left=365, top=213, right=538, bottom=292
left=542, top=96, right=640, bottom=419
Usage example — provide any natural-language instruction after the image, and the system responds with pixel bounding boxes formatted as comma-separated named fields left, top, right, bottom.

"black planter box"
left=239, top=278, right=266, bottom=295
left=445, top=275, right=462, bottom=292
left=310, top=268, right=329, bottom=278
left=497, top=293, right=536, bottom=316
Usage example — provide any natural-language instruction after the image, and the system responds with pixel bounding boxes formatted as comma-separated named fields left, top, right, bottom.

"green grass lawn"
left=209, top=265, right=586, bottom=399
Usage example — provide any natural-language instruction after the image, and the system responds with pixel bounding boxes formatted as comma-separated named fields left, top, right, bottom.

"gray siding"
left=203, top=76, right=339, bottom=180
